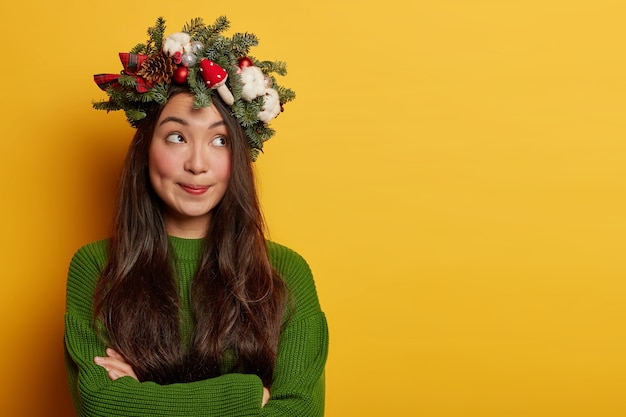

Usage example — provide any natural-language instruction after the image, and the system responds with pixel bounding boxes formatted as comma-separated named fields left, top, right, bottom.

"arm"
left=64, top=242, right=265, bottom=417
left=260, top=243, right=330, bottom=416
left=93, top=349, right=270, bottom=406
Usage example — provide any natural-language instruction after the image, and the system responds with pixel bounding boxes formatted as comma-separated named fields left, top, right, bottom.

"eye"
left=211, top=135, right=228, bottom=147
left=165, top=133, right=185, bottom=143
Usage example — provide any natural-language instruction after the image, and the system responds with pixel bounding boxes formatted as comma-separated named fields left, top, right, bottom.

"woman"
left=64, top=17, right=328, bottom=416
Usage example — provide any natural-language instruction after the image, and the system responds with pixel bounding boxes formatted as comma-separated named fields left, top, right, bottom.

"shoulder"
left=69, top=239, right=110, bottom=272
left=267, top=241, right=322, bottom=319
left=267, top=241, right=310, bottom=274
left=66, top=239, right=110, bottom=314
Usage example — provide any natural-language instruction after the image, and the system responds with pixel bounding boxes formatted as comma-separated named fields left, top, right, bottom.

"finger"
left=94, top=354, right=139, bottom=381
left=105, top=355, right=134, bottom=375
left=94, top=355, right=122, bottom=368
left=106, top=348, right=124, bottom=360
left=108, top=369, right=121, bottom=380
left=262, top=387, right=271, bottom=407
left=94, top=356, right=108, bottom=368
left=94, top=350, right=123, bottom=369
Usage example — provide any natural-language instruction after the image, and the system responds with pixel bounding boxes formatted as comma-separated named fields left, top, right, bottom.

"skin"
left=148, top=93, right=232, bottom=238
left=93, top=94, right=270, bottom=406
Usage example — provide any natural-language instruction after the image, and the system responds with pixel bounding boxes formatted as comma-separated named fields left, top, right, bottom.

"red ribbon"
left=94, top=53, right=152, bottom=93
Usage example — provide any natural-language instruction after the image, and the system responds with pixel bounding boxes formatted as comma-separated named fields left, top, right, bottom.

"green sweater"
left=64, top=237, right=328, bottom=416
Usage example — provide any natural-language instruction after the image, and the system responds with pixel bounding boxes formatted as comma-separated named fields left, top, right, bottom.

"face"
left=148, top=93, right=232, bottom=238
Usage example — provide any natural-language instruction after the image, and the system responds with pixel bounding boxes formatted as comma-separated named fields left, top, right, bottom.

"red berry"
left=173, top=66, right=189, bottom=84
left=238, top=57, right=253, bottom=68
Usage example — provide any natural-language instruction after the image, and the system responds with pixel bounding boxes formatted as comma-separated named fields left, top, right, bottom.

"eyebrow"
left=159, top=117, right=226, bottom=130
left=159, top=116, right=187, bottom=126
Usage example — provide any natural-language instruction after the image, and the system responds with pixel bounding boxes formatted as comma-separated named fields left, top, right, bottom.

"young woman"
left=64, top=17, right=328, bottom=416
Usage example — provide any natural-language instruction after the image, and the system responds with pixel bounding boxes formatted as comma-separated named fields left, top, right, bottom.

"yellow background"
left=1, top=1, right=625, bottom=416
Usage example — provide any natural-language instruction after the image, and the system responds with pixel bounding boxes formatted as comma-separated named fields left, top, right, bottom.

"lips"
left=179, top=183, right=210, bottom=195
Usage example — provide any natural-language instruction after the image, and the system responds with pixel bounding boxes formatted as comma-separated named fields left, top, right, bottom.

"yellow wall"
left=1, top=1, right=625, bottom=416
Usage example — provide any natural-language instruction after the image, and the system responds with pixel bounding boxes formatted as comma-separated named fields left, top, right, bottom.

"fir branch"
left=106, top=88, right=128, bottom=105
left=192, top=89, right=211, bottom=109
left=125, top=108, right=147, bottom=122
left=187, top=67, right=212, bottom=108
left=208, top=16, right=230, bottom=36
left=181, top=17, right=205, bottom=37
left=145, top=17, right=167, bottom=55
left=245, top=124, right=275, bottom=158
left=92, top=100, right=122, bottom=111
left=257, top=60, right=288, bottom=76
left=249, top=148, right=261, bottom=161
left=227, top=71, right=243, bottom=99
left=245, top=126, right=264, bottom=150
left=275, top=85, right=296, bottom=104
left=232, top=98, right=263, bottom=127
left=138, top=90, right=156, bottom=103
left=150, top=84, right=169, bottom=105
left=118, top=75, right=138, bottom=88
left=230, top=32, right=259, bottom=56
left=190, top=16, right=230, bottom=48
left=258, top=125, right=275, bottom=142
left=130, top=43, right=147, bottom=55
left=205, top=36, right=230, bottom=61
left=124, top=89, right=144, bottom=103
left=187, top=66, right=200, bottom=90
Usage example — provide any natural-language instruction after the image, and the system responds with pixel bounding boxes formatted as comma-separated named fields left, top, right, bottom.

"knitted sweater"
left=64, top=237, right=328, bottom=417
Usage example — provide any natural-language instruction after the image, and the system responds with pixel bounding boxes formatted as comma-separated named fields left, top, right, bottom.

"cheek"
left=148, top=147, right=178, bottom=180
left=212, top=152, right=232, bottom=183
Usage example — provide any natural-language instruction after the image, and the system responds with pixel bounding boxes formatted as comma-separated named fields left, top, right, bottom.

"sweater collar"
left=168, top=235, right=204, bottom=261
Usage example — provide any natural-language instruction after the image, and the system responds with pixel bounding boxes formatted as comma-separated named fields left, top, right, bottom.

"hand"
left=94, top=348, right=138, bottom=381
left=262, top=387, right=270, bottom=407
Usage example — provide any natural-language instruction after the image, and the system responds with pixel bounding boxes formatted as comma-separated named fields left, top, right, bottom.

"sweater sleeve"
left=64, top=242, right=265, bottom=417
left=261, top=242, right=329, bottom=416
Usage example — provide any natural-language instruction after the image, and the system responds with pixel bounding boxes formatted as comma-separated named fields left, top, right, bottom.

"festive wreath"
left=93, top=16, right=295, bottom=159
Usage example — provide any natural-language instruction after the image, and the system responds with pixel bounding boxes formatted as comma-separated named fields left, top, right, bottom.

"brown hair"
left=93, top=86, right=288, bottom=386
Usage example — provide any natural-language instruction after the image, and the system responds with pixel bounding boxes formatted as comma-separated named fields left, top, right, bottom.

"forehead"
left=157, top=93, right=223, bottom=126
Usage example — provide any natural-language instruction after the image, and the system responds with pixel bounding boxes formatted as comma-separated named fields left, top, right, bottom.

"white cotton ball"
left=240, top=66, right=267, bottom=102
left=163, top=32, right=192, bottom=57
left=258, top=88, right=281, bottom=123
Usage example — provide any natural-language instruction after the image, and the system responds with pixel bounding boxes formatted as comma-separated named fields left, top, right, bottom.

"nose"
left=184, top=143, right=208, bottom=174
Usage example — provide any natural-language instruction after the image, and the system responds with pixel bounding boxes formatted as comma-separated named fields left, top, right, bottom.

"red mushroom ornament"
left=199, top=58, right=235, bottom=105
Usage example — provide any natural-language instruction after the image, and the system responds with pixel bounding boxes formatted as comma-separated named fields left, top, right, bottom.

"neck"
left=164, top=213, right=210, bottom=238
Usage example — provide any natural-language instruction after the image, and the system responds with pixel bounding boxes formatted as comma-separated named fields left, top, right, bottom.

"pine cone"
left=137, top=52, right=176, bottom=85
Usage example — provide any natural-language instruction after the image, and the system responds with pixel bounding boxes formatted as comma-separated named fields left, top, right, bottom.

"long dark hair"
left=93, top=86, right=288, bottom=386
